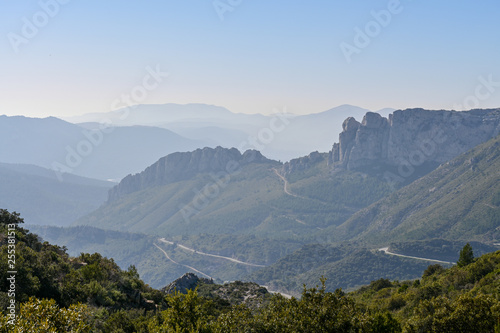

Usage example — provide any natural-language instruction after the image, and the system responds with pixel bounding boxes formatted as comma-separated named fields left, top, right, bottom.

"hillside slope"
left=76, top=147, right=392, bottom=239
left=28, top=224, right=303, bottom=289
left=0, top=163, right=112, bottom=226
left=331, top=133, right=500, bottom=245
left=3, top=209, right=499, bottom=332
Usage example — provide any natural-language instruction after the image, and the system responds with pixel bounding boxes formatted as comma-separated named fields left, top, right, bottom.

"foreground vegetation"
left=1, top=209, right=499, bottom=332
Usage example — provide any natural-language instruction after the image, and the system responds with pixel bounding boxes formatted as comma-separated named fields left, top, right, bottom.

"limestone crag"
left=281, top=151, right=325, bottom=175
left=330, top=108, right=500, bottom=171
left=109, top=146, right=272, bottom=201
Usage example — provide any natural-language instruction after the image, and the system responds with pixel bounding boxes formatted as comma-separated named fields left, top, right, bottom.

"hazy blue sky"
left=1, top=0, right=499, bottom=117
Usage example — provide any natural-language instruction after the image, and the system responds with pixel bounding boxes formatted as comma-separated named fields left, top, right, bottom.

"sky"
left=1, top=0, right=500, bottom=118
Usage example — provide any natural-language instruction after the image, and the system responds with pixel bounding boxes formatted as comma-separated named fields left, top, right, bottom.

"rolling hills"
left=0, top=163, right=113, bottom=226
left=27, top=224, right=304, bottom=288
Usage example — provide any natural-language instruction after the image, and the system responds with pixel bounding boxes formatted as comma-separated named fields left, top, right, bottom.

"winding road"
left=378, top=247, right=455, bottom=265
left=159, top=238, right=266, bottom=268
left=273, top=168, right=303, bottom=198
left=154, top=243, right=214, bottom=279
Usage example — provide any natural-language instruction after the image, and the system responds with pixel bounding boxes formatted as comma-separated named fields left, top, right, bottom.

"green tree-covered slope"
left=27, top=225, right=303, bottom=289
left=330, top=133, right=500, bottom=245
left=76, top=152, right=392, bottom=241
left=2, top=209, right=500, bottom=332
left=246, top=243, right=434, bottom=296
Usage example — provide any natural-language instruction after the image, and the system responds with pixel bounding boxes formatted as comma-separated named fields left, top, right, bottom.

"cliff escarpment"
left=329, top=108, right=500, bottom=171
left=109, top=146, right=273, bottom=201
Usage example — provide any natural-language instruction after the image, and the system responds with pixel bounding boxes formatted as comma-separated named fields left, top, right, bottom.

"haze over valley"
left=1, top=1, right=500, bottom=331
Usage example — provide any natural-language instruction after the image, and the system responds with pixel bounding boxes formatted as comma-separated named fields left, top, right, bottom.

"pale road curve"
left=155, top=241, right=294, bottom=298
left=154, top=243, right=214, bottom=279
left=378, top=247, right=456, bottom=265
left=159, top=238, right=266, bottom=268
left=293, top=217, right=307, bottom=225
left=272, top=168, right=301, bottom=198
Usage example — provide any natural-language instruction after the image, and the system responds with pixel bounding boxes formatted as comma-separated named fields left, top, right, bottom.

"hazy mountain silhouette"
left=0, top=115, right=207, bottom=180
left=63, top=103, right=393, bottom=162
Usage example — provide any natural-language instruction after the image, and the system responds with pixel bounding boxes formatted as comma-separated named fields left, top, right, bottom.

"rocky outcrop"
left=162, top=273, right=213, bottom=295
left=162, top=274, right=270, bottom=309
left=281, top=151, right=325, bottom=175
left=330, top=108, right=500, bottom=171
left=109, top=146, right=273, bottom=201
left=208, top=280, right=270, bottom=309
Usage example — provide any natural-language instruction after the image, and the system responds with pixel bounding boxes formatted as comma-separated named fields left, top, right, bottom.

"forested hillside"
left=1, top=209, right=499, bottom=332
left=331, top=132, right=500, bottom=245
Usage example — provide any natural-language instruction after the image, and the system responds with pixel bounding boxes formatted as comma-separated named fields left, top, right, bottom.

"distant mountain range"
left=1, top=104, right=393, bottom=181
left=63, top=108, right=500, bottom=293
left=79, top=108, right=499, bottom=238
left=0, top=115, right=205, bottom=180
left=62, top=103, right=396, bottom=164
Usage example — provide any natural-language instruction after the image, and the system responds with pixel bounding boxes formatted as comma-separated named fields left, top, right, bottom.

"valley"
left=17, top=107, right=498, bottom=296
left=153, top=243, right=214, bottom=280
left=3, top=3, right=499, bottom=329
left=158, top=238, right=266, bottom=267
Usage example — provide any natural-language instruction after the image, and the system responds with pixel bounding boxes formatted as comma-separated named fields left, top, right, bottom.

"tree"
left=404, top=294, right=498, bottom=333
left=423, top=264, right=444, bottom=278
left=0, top=297, right=91, bottom=333
left=0, top=209, right=24, bottom=226
left=457, top=243, right=474, bottom=267
left=150, top=289, right=215, bottom=332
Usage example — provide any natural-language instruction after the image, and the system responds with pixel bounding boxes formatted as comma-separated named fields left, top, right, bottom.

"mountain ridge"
left=108, top=146, right=274, bottom=202
left=329, top=108, right=500, bottom=175
left=61, top=103, right=392, bottom=163
left=68, top=107, right=500, bottom=294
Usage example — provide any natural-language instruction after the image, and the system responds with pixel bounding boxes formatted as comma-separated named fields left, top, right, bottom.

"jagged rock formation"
left=281, top=151, right=325, bottom=175
left=109, top=146, right=273, bottom=201
left=329, top=108, right=500, bottom=171
left=162, top=273, right=213, bottom=294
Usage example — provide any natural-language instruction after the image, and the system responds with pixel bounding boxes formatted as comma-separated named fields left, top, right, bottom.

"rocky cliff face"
left=329, top=108, right=500, bottom=171
left=281, top=151, right=325, bottom=175
left=109, top=146, right=272, bottom=201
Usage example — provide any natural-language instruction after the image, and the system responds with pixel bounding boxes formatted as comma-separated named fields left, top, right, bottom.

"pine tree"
left=457, top=243, right=474, bottom=267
